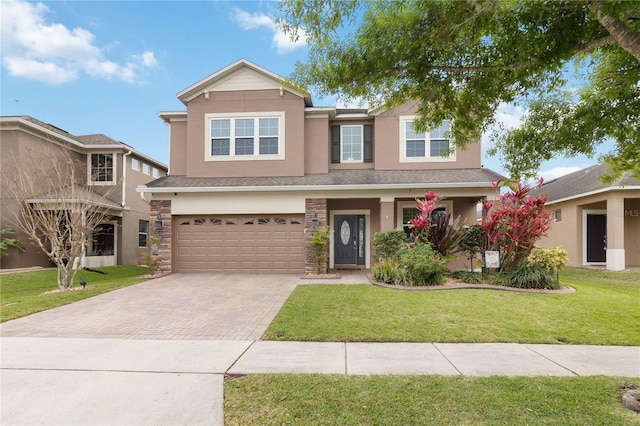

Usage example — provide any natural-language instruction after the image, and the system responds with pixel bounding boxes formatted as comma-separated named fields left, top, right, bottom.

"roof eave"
left=545, top=185, right=640, bottom=205
left=138, top=181, right=496, bottom=194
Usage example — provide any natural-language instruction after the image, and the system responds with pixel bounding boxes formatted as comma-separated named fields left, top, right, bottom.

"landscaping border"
left=367, top=273, right=576, bottom=294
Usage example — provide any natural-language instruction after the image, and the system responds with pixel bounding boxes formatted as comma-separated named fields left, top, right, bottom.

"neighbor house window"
left=131, top=158, right=140, bottom=171
left=138, top=220, right=149, bottom=247
left=142, top=163, right=150, bottom=175
left=152, top=167, right=160, bottom=178
left=400, top=117, right=455, bottom=162
left=89, top=153, right=115, bottom=184
left=206, top=112, right=285, bottom=161
left=554, top=209, right=562, bottom=222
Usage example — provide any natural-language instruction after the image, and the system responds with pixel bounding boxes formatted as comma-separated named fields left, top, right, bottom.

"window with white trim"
left=400, top=117, right=455, bottom=162
left=89, top=153, right=115, bottom=184
left=206, top=112, right=285, bottom=161
left=138, top=220, right=149, bottom=247
left=152, top=167, right=160, bottom=178
left=396, top=200, right=452, bottom=237
left=142, top=163, right=150, bottom=175
left=131, top=157, right=140, bottom=171
left=341, top=125, right=363, bottom=163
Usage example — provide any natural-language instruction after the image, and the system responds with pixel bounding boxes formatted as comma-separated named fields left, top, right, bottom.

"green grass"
left=0, top=265, right=148, bottom=322
left=264, top=268, right=640, bottom=345
left=225, top=375, right=640, bottom=425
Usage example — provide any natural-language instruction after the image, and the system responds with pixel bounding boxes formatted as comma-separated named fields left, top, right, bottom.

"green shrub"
left=373, top=229, right=408, bottom=262
left=502, top=264, right=557, bottom=290
left=399, top=243, right=449, bottom=286
left=451, top=270, right=483, bottom=284
left=528, top=247, right=568, bottom=282
left=310, top=226, right=330, bottom=274
left=372, top=259, right=401, bottom=284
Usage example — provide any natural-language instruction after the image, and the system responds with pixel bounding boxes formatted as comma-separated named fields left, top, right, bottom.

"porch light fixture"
left=155, top=213, right=164, bottom=230
left=311, top=212, right=320, bottom=229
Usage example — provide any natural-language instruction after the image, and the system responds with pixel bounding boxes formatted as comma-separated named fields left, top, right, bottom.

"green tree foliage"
left=280, top=0, right=640, bottom=180
left=0, top=228, right=26, bottom=256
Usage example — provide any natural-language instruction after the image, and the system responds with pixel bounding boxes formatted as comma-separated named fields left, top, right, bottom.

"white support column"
left=606, top=195, right=625, bottom=271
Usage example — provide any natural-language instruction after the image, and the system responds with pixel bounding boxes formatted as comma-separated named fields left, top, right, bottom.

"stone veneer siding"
left=150, top=199, right=172, bottom=274
left=305, top=198, right=327, bottom=274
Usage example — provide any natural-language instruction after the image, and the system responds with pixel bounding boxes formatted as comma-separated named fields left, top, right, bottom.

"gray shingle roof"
left=146, top=168, right=505, bottom=189
left=541, top=164, right=640, bottom=203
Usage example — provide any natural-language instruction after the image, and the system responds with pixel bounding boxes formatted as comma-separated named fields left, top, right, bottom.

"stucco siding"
left=184, top=90, right=305, bottom=178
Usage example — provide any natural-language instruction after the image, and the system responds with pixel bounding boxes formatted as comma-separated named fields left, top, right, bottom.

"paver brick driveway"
left=0, top=273, right=300, bottom=340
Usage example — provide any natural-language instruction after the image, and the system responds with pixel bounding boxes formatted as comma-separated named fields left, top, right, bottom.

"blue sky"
left=1, top=0, right=611, bottom=180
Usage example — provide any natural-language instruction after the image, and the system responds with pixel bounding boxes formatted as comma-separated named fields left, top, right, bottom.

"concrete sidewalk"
left=2, top=337, right=638, bottom=425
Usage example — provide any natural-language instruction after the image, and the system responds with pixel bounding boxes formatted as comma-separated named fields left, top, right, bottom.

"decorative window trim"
left=399, top=116, right=456, bottom=163
left=88, top=153, right=116, bottom=185
left=340, top=125, right=364, bottom=163
left=204, top=111, right=285, bottom=161
left=396, top=200, right=453, bottom=231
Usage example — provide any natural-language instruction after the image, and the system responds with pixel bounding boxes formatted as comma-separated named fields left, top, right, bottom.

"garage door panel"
left=174, top=214, right=304, bottom=272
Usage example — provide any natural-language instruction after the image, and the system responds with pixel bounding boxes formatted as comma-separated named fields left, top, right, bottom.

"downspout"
left=122, top=150, right=132, bottom=207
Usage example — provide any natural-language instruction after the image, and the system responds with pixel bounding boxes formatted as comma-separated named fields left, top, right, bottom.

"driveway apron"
left=0, top=272, right=300, bottom=340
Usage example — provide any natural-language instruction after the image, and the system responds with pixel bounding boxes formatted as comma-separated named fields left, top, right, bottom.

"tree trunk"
left=588, top=1, right=640, bottom=62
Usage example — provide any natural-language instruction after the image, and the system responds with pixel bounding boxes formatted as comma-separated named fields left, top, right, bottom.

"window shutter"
left=363, top=124, right=373, bottom=163
left=331, top=125, right=340, bottom=163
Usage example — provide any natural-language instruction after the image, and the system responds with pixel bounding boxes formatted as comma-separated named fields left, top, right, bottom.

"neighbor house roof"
left=141, top=168, right=504, bottom=193
left=0, top=116, right=167, bottom=170
left=541, top=164, right=640, bottom=204
left=27, top=186, right=125, bottom=212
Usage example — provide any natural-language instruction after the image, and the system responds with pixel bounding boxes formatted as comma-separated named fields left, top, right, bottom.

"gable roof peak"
left=176, top=58, right=313, bottom=106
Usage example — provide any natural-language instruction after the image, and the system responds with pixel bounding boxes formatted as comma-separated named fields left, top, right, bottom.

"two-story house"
left=0, top=116, right=167, bottom=270
left=140, top=59, right=504, bottom=274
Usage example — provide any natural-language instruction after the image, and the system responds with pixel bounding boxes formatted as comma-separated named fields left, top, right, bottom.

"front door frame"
left=583, top=209, right=607, bottom=266
left=329, top=209, right=370, bottom=269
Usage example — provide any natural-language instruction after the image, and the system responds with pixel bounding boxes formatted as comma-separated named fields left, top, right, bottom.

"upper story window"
left=341, top=125, right=362, bottom=163
left=331, top=124, right=373, bottom=163
left=205, top=112, right=285, bottom=161
left=142, top=163, right=150, bottom=175
left=152, top=167, right=160, bottom=178
left=89, top=153, right=115, bottom=185
left=131, top=157, right=140, bottom=171
left=400, top=117, right=455, bottom=163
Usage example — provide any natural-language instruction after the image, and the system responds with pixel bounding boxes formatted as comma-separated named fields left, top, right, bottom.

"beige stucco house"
left=139, top=59, right=504, bottom=274
left=0, top=116, right=167, bottom=269
left=539, top=164, right=640, bottom=271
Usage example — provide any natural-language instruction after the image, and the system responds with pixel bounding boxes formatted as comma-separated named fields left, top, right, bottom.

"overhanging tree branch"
left=587, top=0, right=640, bottom=61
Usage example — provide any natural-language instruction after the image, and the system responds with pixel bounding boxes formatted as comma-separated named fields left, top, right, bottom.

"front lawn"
left=0, top=265, right=148, bottom=322
left=225, top=375, right=639, bottom=425
left=264, top=268, right=640, bottom=345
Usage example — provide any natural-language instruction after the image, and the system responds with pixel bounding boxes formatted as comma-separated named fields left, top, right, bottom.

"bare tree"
left=2, top=144, right=119, bottom=290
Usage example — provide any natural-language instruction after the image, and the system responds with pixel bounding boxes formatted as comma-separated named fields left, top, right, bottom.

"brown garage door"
left=174, top=215, right=305, bottom=272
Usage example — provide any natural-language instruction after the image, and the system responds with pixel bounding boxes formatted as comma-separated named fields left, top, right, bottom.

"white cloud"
left=231, top=8, right=307, bottom=55
left=0, top=0, right=158, bottom=84
left=481, top=103, right=526, bottom=154
left=538, top=166, right=583, bottom=182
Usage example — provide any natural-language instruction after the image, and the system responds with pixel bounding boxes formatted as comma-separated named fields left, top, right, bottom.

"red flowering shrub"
left=482, top=181, right=553, bottom=271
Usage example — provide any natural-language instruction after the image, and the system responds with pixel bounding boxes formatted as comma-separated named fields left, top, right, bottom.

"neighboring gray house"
left=539, top=164, right=640, bottom=270
left=138, top=59, right=504, bottom=274
left=0, top=116, right=167, bottom=269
